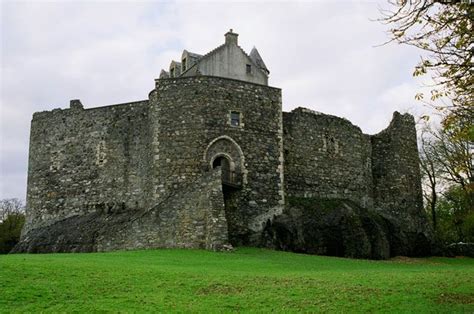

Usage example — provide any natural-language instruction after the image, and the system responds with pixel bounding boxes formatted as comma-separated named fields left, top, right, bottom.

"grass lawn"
left=0, top=248, right=473, bottom=312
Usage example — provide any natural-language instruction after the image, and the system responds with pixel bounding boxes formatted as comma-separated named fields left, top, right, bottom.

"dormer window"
left=170, top=68, right=175, bottom=78
left=246, top=64, right=252, bottom=74
left=230, top=111, right=241, bottom=127
left=182, top=58, right=187, bottom=71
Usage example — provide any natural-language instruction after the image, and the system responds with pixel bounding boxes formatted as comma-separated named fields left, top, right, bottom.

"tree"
left=419, top=124, right=473, bottom=243
left=436, top=185, right=474, bottom=242
left=419, top=128, right=441, bottom=230
left=380, top=0, right=473, bottom=139
left=0, top=198, right=25, bottom=254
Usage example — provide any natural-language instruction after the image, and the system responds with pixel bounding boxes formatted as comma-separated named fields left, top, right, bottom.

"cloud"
left=1, top=0, right=430, bottom=200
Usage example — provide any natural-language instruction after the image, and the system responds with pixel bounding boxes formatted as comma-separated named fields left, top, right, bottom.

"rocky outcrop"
left=263, top=197, right=432, bottom=259
left=443, top=243, right=474, bottom=257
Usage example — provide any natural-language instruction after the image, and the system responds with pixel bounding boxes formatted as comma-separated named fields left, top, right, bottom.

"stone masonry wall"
left=24, top=100, right=152, bottom=235
left=371, top=112, right=424, bottom=215
left=283, top=107, right=373, bottom=208
left=149, top=76, right=284, bottom=245
left=96, top=168, right=228, bottom=251
left=19, top=73, right=428, bottom=257
left=14, top=168, right=228, bottom=253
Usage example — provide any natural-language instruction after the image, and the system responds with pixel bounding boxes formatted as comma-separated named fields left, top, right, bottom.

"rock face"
left=263, top=198, right=432, bottom=259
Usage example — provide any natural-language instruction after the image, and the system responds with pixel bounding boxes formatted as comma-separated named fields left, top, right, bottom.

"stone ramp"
left=12, top=169, right=229, bottom=253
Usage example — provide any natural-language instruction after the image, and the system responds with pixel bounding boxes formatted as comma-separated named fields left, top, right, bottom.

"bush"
left=0, top=199, right=26, bottom=254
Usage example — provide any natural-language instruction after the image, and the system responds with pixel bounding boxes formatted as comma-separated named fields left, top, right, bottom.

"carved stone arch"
left=203, top=135, right=247, bottom=184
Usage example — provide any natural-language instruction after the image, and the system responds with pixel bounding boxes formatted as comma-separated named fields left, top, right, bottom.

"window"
left=170, top=68, right=175, bottom=78
left=230, top=111, right=240, bottom=127
left=246, top=64, right=251, bottom=74
left=182, top=58, right=187, bottom=71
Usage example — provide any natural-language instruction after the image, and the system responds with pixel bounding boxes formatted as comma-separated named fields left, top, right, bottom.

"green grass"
left=1, top=248, right=473, bottom=312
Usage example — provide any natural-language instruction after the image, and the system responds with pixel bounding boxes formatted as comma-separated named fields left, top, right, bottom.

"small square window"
left=230, top=111, right=240, bottom=127
left=246, top=64, right=251, bottom=74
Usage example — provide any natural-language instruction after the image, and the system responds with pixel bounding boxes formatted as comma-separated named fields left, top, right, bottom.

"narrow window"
left=246, top=64, right=251, bottom=74
left=230, top=111, right=240, bottom=127
left=170, top=68, right=175, bottom=78
left=182, top=58, right=187, bottom=71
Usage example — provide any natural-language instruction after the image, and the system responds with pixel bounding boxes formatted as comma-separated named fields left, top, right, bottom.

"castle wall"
left=150, top=76, right=284, bottom=245
left=14, top=168, right=228, bottom=253
left=283, top=108, right=373, bottom=208
left=371, top=112, right=423, bottom=215
left=96, top=168, right=228, bottom=251
left=24, top=100, right=152, bottom=235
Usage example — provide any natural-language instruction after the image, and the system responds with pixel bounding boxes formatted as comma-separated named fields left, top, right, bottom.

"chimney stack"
left=225, top=29, right=238, bottom=45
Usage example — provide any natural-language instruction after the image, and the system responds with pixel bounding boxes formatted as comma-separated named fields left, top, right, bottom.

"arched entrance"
left=203, top=135, right=246, bottom=185
left=211, top=154, right=240, bottom=188
left=204, top=136, right=246, bottom=245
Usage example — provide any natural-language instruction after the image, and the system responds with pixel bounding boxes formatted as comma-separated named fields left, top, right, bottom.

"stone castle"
left=14, top=30, right=432, bottom=258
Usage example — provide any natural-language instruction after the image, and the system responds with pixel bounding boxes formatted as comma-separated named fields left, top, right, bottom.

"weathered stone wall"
left=150, top=76, right=284, bottom=245
left=19, top=72, right=430, bottom=258
left=371, top=112, right=424, bottom=215
left=24, top=100, right=152, bottom=235
left=283, top=107, right=373, bottom=208
left=97, top=168, right=228, bottom=251
left=14, top=169, right=229, bottom=253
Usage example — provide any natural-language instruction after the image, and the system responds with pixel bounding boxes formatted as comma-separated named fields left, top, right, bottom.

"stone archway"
left=203, top=136, right=246, bottom=245
left=203, top=136, right=246, bottom=186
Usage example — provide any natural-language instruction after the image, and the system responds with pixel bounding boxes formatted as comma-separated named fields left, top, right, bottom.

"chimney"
left=70, top=99, right=83, bottom=110
left=225, top=29, right=238, bottom=45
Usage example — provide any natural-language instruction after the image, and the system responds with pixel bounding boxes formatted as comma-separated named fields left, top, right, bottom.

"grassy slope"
left=0, top=248, right=473, bottom=312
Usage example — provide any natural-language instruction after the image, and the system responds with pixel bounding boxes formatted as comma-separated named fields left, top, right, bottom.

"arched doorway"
left=212, top=155, right=238, bottom=187
left=212, top=155, right=230, bottom=171
left=203, top=136, right=246, bottom=185
left=204, top=136, right=246, bottom=245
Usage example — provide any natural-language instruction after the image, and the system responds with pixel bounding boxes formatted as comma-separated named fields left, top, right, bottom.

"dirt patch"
left=390, top=256, right=442, bottom=265
left=197, top=283, right=243, bottom=295
left=437, top=293, right=474, bottom=305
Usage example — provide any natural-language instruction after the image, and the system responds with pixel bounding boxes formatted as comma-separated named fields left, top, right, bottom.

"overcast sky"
left=1, top=0, right=432, bottom=201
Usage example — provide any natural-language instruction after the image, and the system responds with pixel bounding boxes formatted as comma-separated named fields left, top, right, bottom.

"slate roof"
left=185, top=51, right=203, bottom=59
left=250, top=47, right=269, bottom=74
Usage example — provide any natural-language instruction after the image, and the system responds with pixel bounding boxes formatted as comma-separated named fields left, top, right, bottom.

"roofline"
left=84, top=99, right=149, bottom=111
left=178, top=43, right=269, bottom=78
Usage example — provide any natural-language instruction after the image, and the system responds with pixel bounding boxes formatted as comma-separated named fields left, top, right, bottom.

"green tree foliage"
left=381, top=0, right=473, bottom=140
left=419, top=125, right=473, bottom=243
left=0, top=199, right=25, bottom=254
left=435, top=186, right=474, bottom=243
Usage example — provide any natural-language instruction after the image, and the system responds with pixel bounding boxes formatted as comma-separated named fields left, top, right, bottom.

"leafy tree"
left=435, top=185, right=474, bottom=243
left=419, top=128, right=441, bottom=230
left=380, top=0, right=473, bottom=139
left=0, top=198, right=25, bottom=254
left=419, top=125, right=473, bottom=243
